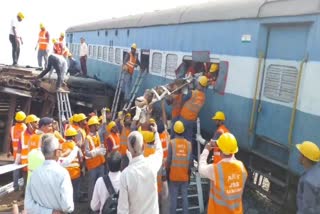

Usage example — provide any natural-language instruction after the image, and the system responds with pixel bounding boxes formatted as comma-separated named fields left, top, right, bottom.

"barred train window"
left=97, top=46, right=102, bottom=59
left=93, top=46, right=97, bottom=59
left=263, top=64, right=298, bottom=103
left=108, top=47, right=114, bottom=63
left=103, top=47, right=108, bottom=61
left=151, top=52, right=162, bottom=73
left=165, top=54, right=178, bottom=77
left=88, top=45, right=93, bottom=57
left=115, top=48, right=121, bottom=64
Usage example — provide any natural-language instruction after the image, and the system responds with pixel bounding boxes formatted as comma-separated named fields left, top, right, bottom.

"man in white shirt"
left=91, top=151, right=122, bottom=213
left=80, top=37, right=88, bottom=76
left=9, top=12, right=24, bottom=66
left=117, top=125, right=163, bottom=214
left=25, top=135, right=74, bottom=214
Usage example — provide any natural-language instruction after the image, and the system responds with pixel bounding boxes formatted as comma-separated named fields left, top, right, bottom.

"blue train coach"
left=66, top=0, right=320, bottom=207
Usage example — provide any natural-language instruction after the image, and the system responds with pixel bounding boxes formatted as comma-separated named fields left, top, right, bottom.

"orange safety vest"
left=119, top=127, right=130, bottom=156
left=208, top=160, right=247, bottom=214
left=38, top=30, right=49, bottom=50
left=53, top=43, right=62, bottom=55
left=213, top=125, right=230, bottom=164
left=20, top=130, right=33, bottom=171
left=180, top=90, right=206, bottom=121
left=169, top=138, right=191, bottom=182
left=106, top=133, right=120, bottom=152
left=28, top=133, right=42, bottom=151
left=144, top=143, right=156, bottom=157
left=157, top=166, right=165, bottom=193
left=10, top=123, right=27, bottom=158
left=125, top=53, right=137, bottom=75
left=85, top=133, right=105, bottom=171
left=159, top=131, right=169, bottom=161
left=172, top=94, right=183, bottom=119
left=62, top=140, right=81, bottom=180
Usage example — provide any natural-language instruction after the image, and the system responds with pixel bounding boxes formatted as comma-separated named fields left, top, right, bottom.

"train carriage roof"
left=67, top=0, right=320, bottom=32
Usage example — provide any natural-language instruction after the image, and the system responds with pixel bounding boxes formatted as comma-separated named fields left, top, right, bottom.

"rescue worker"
left=180, top=75, right=207, bottom=158
left=99, top=108, right=112, bottom=143
left=80, top=37, right=88, bottom=76
left=16, top=114, right=39, bottom=191
left=52, top=38, right=62, bottom=55
left=105, top=121, right=120, bottom=153
left=29, top=117, right=54, bottom=151
left=35, top=23, right=49, bottom=69
left=84, top=116, right=106, bottom=200
left=62, top=127, right=83, bottom=203
left=59, top=32, right=65, bottom=52
left=296, top=141, right=320, bottom=213
left=118, top=112, right=132, bottom=169
left=67, top=52, right=81, bottom=76
left=9, top=12, right=24, bottom=66
left=122, top=43, right=141, bottom=101
left=167, top=121, right=192, bottom=214
left=206, top=63, right=219, bottom=87
left=9, top=111, right=26, bottom=192
left=199, top=133, right=247, bottom=214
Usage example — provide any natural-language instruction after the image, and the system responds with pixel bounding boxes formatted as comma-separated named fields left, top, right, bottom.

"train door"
left=140, top=49, right=150, bottom=72
left=254, top=24, right=310, bottom=164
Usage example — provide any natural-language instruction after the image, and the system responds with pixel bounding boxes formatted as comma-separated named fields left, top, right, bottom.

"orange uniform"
left=10, top=123, right=26, bottom=158
left=171, top=94, right=183, bottom=119
left=119, top=127, right=130, bottom=156
left=208, top=160, right=247, bottom=214
left=20, top=129, right=33, bottom=171
left=38, top=30, right=49, bottom=50
left=180, top=90, right=206, bottom=121
left=62, top=140, right=81, bottom=180
left=125, top=53, right=137, bottom=75
left=85, top=133, right=105, bottom=170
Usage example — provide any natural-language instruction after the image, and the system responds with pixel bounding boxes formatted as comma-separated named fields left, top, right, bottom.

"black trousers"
left=9, top=34, right=20, bottom=65
left=37, top=55, right=62, bottom=89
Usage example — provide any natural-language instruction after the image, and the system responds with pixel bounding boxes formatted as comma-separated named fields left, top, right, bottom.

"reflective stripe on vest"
left=159, top=132, right=168, bottom=159
left=172, top=93, right=183, bottom=119
left=38, top=30, right=48, bottom=50
left=119, top=127, right=130, bottom=155
left=125, top=53, right=137, bottom=75
left=169, top=138, right=191, bottom=182
left=208, top=161, right=247, bottom=212
left=11, top=124, right=27, bottom=157
left=180, top=90, right=205, bottom=121
left=86, top=133, right=105, bottom=170
left=108, top=133, right=120, bottom=151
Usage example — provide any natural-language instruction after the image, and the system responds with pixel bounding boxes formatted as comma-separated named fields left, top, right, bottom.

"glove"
left=196, top=134, right=206, bottom=145
left=14, top=154, right=21, bottom=164
left=98, top=147, right=106, bottom=156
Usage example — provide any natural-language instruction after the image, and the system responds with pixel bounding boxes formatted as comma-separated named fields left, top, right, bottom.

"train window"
left=103, top=46, right=108, bottom=61
left=93, top=46, right=97, bottom=59
left=97, top=46, right=102, bottom=60
left=97, top=31, right=100, bottom=36
left=89, top=45, right=93, bottom=57
left=127, top=29, right=130, bottom=37
left=263, top=64, right=298, bottom=103
left=115, top=48, right=121, bottom=64
left=108, top=47, right=114, bottom=63
left=165, top=54, right=178, bottom=77
left=115, top=29, right=118, bottom=36
left=151, top=52, right=162, bottom=73
left=105, top=30, right=108, bottom=36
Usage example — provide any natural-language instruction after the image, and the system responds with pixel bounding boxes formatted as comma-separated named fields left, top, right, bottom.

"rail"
left=288, top=55, right=308, bottom=147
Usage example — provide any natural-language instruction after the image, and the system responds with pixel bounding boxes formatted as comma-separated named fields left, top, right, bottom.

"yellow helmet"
left=174, top=121, right=185, bottom=134
left=15, top=111, right=26, bottom=122
left=25, top=114, right=40, bottom=124
left=105, top=108, right=111, bottom=113
left=107, top=121, right=117, bottom=132
left=216, top=133, right=238, bottom=155
left=40, top=23, right=45, bottom=29
left=198, top=76, right=208, bottom=87
left=17, top=12, right=25, bottom=20
left=125, top=113, right=131, bottom=118
left=210, top=63, right=219, bottom=73
left=140, top=130, right=155, bottom=143
left=296, top=141, right=320, bottom=162
left=52, top=38, right=57, bottom=44
left=149, top=118, right=156, bottom=124
left=212, top=111, right=225, bottom=121
left=131, top=43, right=137, bottom=49
left=65, top=127, right=78, bottom=137
left=60, top=32, right=65, bottom=37
left=74, top=113, right=87, bottom=123
left=88, top=117, right=100, bottom=126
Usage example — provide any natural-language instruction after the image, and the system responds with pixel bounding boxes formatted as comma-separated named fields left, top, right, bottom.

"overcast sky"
left=0, top=0, right=211, bottom=66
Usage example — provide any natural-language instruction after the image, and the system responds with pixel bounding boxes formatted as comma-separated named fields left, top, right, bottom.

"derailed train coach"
left=66, top=0, right=320, bottom=208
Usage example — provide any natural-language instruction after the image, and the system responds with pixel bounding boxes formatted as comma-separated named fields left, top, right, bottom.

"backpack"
left=101, top=175, right=119, bottom=214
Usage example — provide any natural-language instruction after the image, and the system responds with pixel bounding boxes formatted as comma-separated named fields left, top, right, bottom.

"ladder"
left=122, top=69, right=147, bottom=111
left=56, top=91, right=72, bottom=134
left=111, top=69, right=126, bottom=121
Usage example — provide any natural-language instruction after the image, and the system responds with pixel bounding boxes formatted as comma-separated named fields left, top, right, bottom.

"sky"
left=0, top=0, right=211, bottom=66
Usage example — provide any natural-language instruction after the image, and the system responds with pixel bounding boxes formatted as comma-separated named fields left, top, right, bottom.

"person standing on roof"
left=35, top=23, right=50, bottom=69
left=167, top=121, right=192, bottom=214
left=80, top=37, right=88, bottom=76
left=180, top=75, right=207, bottom=158
left=25, top=135, right=74, bottom=214
left=117, top=125, right=163, bottom=214
left=199, top=133, right=247, bottom=214
left=122, top=43, right=141, bottom=102
left=9, top=12, right=24, bottom=66
left=296, top=141, right=320, bottom=214
left=8, top=111, right=27, bottom=192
